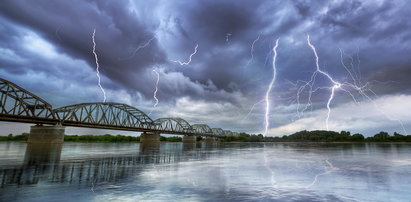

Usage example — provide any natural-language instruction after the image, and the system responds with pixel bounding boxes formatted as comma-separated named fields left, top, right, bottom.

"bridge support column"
left=28, top=125, right=65, bottom=144
left=183, top=135, right=196, bottom=144
left=140, top=132, right=160, bottom=144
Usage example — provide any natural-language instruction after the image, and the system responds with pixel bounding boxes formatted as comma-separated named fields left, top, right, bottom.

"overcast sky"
left=1, top=0, right=410, bottom=136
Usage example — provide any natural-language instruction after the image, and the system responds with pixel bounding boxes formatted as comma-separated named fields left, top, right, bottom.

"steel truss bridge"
left=0, top=78, right=240, bottom=137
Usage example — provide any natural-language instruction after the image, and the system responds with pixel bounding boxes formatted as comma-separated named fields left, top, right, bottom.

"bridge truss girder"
left=192, top=124, right=213, bottom=136
left=0, top=77, right=243, bottom=136
left=0, top=78, right=57, bottom=124
left=154, top=117, right=194, bottom=134
left=53, top=102, right=155, bottom=131
left=223, top=130, right=234, bottom=136
left=211, top=128, right=225, bottom=137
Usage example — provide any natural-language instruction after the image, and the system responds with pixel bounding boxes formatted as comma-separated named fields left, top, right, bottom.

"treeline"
left=220, top=133, right=265, bottom=142
left=160, top=136, right=182, bottom=142
left=221, top=130, right=411, bottom=142
left=0, top=133, right=29, bottom=141
left=0, top=133, right=184, bottom=143
left=66, top=134, right=184, bottom=142
left=64, top=134, right=140, bottom=142
left=2, top=131, right=411, bottom=143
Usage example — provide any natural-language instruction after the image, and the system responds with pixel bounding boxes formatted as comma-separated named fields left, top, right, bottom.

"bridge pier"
left=24, top=143, right=63, bottom=166
left=182, top=135, right=196, bottom=143
left=140, top=132, right=160, bottom=144
left=28, top=125, right=65, bottom=144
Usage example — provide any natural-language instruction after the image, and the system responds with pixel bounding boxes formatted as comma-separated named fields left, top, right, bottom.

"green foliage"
left=366, top=131, right=411, bottom=142
left=350, top=133, right=365, bottom=141
left=370, top=131, right=390, bottom=141
left=64, top=134, right=140, bottom=142
left=160, top=136, right=182, bottom=142
left=66, top=134, right=181, bottom=142
left=0, top=133, right=28, bottom=141
left=220, top=133, right=265, bottom=142
left=2, top=131, right=410, bottom=143
left=0, top=133, right=185, bottom=143
left=283, top=130, right=349, bottom=142
left=220, top=130, right=411, bottom=142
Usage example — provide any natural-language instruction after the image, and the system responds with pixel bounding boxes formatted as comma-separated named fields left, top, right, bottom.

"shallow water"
left=0, top=142, right=410, bottom=201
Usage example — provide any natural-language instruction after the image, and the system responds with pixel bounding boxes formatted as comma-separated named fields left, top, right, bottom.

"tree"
left=373, top=131, right=389, bottom=141
left=393, top=132, right=403, bottom=136
left=350, top=133, right=364, bottom=141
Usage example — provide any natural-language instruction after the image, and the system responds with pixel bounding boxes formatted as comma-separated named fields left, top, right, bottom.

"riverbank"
left=223, top=141, right=411, bottom=144
left=2, top=130, right=410, bottom=143
left=219, top=130, right=411, bottom=143
left=0, top=133, right=183, bottom=143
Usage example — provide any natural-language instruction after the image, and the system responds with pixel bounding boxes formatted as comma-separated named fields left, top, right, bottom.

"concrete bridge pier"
left=28, top=124, right=65, bottom=143
left=24, top=143, right=63, bottom=166
left=140, top=142, right=160, bottom=152
left=140, top=132, right=160, bottom=144
left=182, top=135, right=196, bottom=143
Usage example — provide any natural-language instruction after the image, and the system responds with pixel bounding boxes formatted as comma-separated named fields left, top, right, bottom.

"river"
left=0, top=142, right=410, bottom=201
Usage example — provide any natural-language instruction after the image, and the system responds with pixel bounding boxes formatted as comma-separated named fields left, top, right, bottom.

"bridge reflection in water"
left=0, top=142, right=219, bottom=188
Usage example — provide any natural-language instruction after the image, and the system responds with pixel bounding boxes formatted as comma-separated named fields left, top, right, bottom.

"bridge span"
left=0, top=78, right=240, bottom=143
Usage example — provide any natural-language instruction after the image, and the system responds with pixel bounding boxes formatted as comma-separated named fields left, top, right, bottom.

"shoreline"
left=1, top=140, right=411, bottom=144
left=223, top=141, right=411, bottom=144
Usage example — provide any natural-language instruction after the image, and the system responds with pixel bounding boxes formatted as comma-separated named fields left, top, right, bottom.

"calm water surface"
left=0, top=142, right=410, bottom=201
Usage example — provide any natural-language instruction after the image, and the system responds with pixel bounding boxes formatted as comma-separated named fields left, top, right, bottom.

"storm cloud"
left=0, top=0, right=410, bottom=136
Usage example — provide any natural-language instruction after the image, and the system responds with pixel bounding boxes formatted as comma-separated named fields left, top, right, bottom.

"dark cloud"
left=0, top=0, right=410, bottom=134
left=0, top=0, right=165, bottom=94
left=317, top=0, right=411, bottom=43
left=184, top=1, right=262, bottom=43
left=292, top=0, right=315, bottom=17
left=365, top=63, right=411, bottom=95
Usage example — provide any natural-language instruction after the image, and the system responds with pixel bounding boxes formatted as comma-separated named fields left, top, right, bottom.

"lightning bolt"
left=245, top=34, right=261, bottom=67
left=339, top=48, right=358, bottom=85
left=305, top=159, right=337, bottom=189
left=263, top=38, right=280, bottom=136
left=92, top=29, right=107, bottom=102
left=172, top=44, right=198, bottom=66
left=294, top=35, right=407, bottom=134
left=148, top=68, right=160, bottom=116
left=242, top=99, right=265, bottom=122
left=306, top=35, right=343, bottom=130
left=263, top=146, right=276, bottom=187
left=152, top=69, right=160, bottom=107
left=120, top=35, right=156, bottom=60
left=91, top=179, right=95, bottom=193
